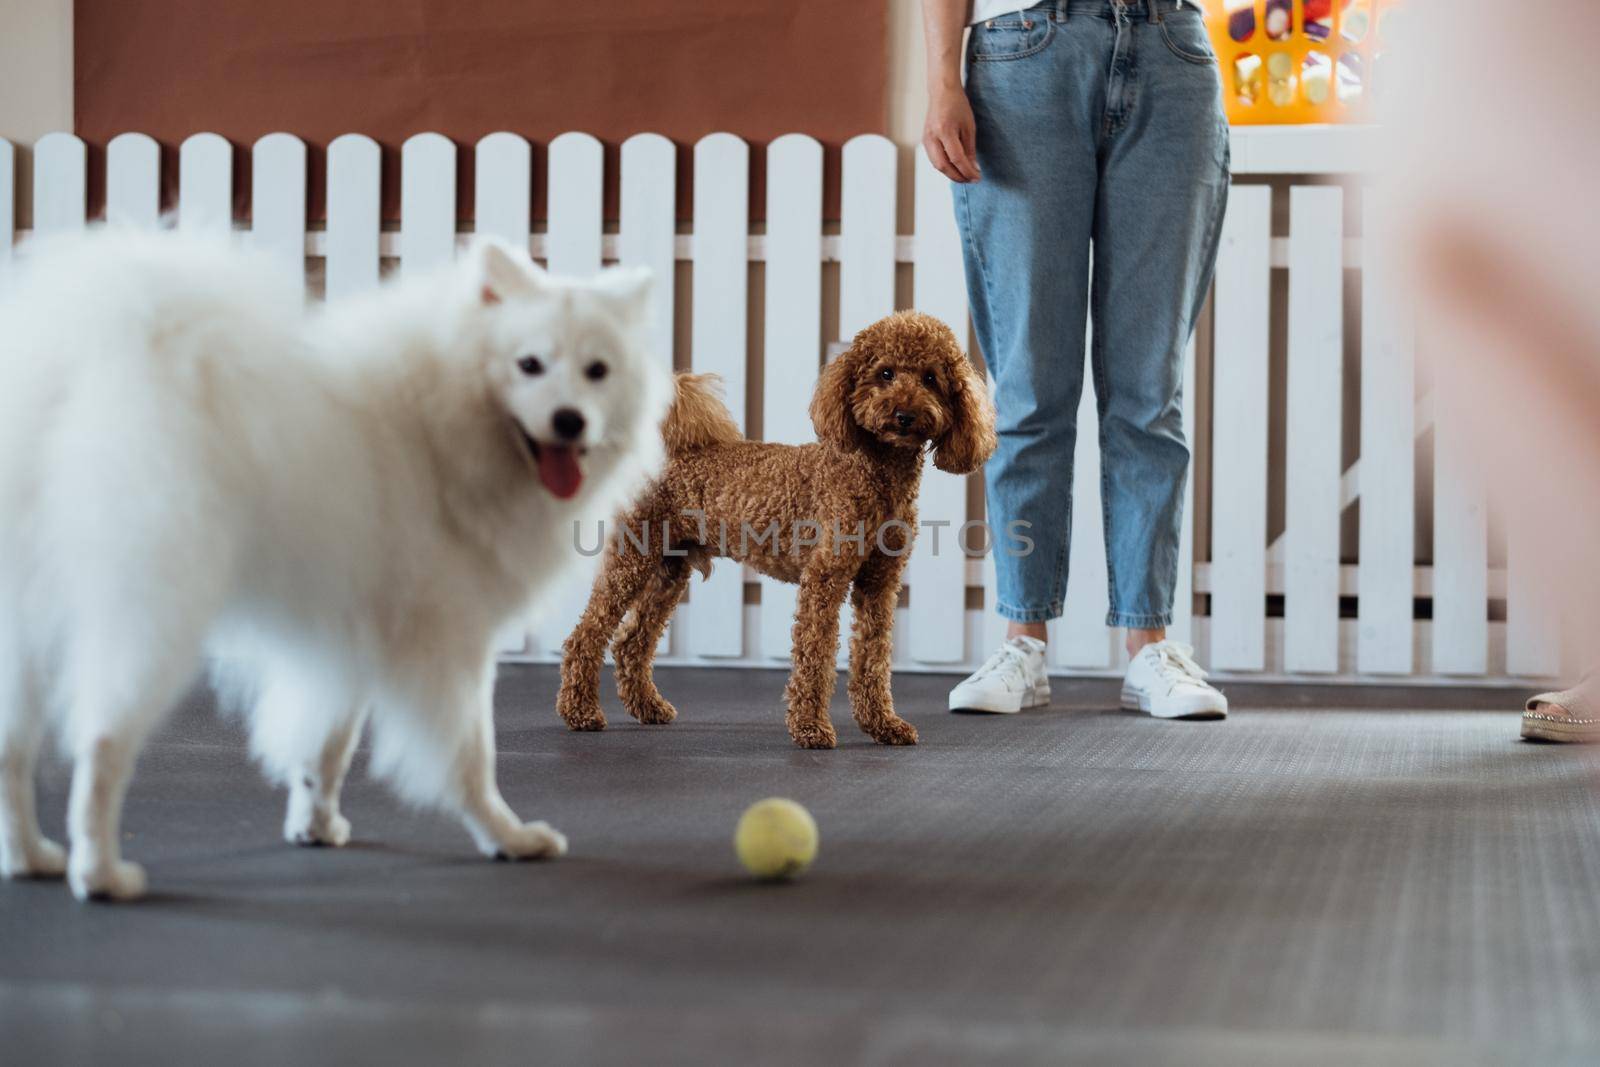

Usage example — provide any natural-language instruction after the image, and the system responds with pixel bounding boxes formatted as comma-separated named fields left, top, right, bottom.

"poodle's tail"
left=663, top=372, right=743, bottom=456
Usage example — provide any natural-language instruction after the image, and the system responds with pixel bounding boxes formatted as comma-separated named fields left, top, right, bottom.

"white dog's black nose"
left=552, top=408, right=586, bottom=442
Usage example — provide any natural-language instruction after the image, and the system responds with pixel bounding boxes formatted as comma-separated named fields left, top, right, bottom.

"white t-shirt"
left=969, top=1, right=1032, bottom=23
left=971, top=1, right=1193, bottom=23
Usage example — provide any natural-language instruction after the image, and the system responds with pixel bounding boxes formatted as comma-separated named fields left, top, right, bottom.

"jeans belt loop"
left=1149, top=0, right=1163, bottom=24
left=1056, top=0, right=1069, bottom=21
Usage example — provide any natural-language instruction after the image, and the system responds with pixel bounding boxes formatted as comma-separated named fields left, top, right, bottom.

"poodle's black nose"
left=552, top=408, right=586, bottom=441
left=894, top=409, right=916, bottom=430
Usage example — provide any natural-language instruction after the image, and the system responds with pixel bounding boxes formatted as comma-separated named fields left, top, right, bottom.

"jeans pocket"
left=1158, top=13, right=1217, bottom=66
left=969, top=12, right=1056, bottom=62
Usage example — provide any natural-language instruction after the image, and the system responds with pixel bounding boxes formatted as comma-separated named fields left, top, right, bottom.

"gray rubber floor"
left=3, top=665, right=1598, bottom=1066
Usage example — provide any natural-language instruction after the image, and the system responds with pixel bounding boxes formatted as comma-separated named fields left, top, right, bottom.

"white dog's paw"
left=490, top=821, right=568, bottom=862
left=285, top=810, right=351, bottom=848
left=68, top=858, right=147, bottom=902
left=1, top=837, right=68, bottom=880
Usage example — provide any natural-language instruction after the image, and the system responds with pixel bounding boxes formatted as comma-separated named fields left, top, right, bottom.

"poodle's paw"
left=789, top=719, right=839, bottom=750
left=866, top=716, right=919, bottom=746
left=490, top=821, right=568, bottom=861
left=286, top=809, right=351, bottom=848
left=624, top=691, right=678, bottom=725
left=557, top=689, right=607, bottom=732
left=564, top=711, right=607, bottom=732
left=1, top=837, right=67, bottom=880
left=68, top=857, right=147, bottom=902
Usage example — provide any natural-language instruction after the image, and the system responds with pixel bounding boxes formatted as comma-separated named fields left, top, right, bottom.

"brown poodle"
left=556, top=310, right=998, bottom=749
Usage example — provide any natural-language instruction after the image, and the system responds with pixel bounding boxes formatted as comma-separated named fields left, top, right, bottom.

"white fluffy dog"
left=0, top=229, right=671, bottom=900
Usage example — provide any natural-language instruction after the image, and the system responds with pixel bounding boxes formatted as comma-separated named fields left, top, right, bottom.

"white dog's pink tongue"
left=537, top=444, right=583, bottom=499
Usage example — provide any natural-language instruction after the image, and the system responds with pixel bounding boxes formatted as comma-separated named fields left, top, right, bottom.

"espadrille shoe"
left=1522, top=681, right=1600, bottom=743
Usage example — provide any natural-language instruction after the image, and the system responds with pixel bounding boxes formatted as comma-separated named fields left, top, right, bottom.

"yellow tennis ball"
left=734, top=798, right=818, bottom=880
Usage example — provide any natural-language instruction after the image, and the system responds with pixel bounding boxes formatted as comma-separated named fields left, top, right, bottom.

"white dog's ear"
left=471, top=236, right=543, bottom=306
left=593, top=265, right=653, bottom=319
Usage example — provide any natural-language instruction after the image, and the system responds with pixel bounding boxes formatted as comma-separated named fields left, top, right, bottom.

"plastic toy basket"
left=1204, top=0, right=1401, bottom=124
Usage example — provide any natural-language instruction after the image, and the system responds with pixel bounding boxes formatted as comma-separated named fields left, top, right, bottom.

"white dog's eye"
left=518, top=355, right=545, bottom=376
left=585, top=361, right=609, bottom=381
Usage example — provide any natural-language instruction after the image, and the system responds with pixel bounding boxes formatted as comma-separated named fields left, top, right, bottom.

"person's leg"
left=1093, top=0, right=1230, bottom=714
left=1124, top=627, right=1166, bottom=658
left=954, top=3, right=1110, bottom=635
left=948, top=3, right=1115, bottom=713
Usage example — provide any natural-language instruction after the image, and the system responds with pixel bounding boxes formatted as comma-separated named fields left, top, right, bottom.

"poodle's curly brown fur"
left=556, top=311, right=998, bottom=748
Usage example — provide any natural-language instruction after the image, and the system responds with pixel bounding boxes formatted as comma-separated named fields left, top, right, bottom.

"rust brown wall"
left=74, top=0, right=889, bottom=222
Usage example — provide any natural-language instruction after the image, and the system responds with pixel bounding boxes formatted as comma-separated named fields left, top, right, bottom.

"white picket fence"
left=0, top=127, right=1555, bottom=685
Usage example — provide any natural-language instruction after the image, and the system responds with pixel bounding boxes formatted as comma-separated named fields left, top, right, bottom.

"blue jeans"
left=954, top=0, right=1228, bottom=628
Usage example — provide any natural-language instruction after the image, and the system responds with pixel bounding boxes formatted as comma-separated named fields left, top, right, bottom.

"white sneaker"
left=1121, top=641, right=1228, bottom=720
left=949, top=636, right=1051, bottom=714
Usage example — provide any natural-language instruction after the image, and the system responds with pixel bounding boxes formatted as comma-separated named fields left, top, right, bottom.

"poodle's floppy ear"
left=469, top=236, right=546, bottom=305
left=933, top=350, right=999, bottom=475
left=810, top=343, right=871, bottom=450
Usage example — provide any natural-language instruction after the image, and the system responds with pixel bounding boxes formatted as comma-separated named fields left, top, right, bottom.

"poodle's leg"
left=0, top=660, right=66, bottom=879
left=557, top=547, right=659, bottom=732
left=848, top=558, right=918, bottom=746
left=613, top=559, right=690, bottom=725
left=784, top=562, right=854, bottom=749
left=450, top=664, right=566, bottom=860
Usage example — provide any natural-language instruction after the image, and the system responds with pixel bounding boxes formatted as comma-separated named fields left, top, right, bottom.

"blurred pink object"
left=1391, top=1, right=1600, bottom=668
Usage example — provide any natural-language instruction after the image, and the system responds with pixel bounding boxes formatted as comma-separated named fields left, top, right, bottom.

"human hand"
left=922, top=89, right=981, bottom=183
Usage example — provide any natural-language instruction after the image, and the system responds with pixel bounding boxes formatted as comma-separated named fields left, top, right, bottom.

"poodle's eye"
left=879, top=367, right=895, bottom=382
left=517, top=355, right=545, bottom=376
left=922, top=372, right=938, bottom=389
left=585, top=361, right=609, bottom=381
